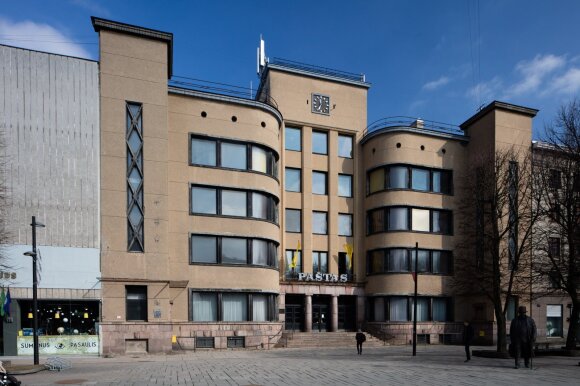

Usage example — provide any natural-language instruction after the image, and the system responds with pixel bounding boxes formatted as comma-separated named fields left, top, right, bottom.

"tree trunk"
left=496, top=307, right=508, bottom=352
left=565, top=299, right=579, bottom=349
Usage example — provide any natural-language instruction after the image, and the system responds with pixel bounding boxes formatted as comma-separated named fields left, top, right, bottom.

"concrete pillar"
left=331, top=295, right=339, bottom=332
left=305, top=295, right=312, bottom=332
left=356, top=295, right=365, bottom=329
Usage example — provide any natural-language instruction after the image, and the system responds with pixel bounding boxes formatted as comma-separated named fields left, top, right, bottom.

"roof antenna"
left=257, top=35, right=267, bottom=75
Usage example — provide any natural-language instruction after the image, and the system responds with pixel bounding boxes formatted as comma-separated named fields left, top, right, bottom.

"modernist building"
left=0, top=16, right=574, bottom=356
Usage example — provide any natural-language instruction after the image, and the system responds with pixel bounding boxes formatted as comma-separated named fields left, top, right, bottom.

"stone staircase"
left=275, top=331, right=386, bottom=349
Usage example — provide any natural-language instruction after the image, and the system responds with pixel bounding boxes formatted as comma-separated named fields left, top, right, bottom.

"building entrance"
left=338, top=296, right=356, bottom=331
left=312, top=295, right=330, bottom=332
left=284, top=294, right=304, bottom=331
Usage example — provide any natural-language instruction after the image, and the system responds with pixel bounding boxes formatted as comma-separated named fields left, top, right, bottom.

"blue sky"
left=2, top=0, right=579, bottom=138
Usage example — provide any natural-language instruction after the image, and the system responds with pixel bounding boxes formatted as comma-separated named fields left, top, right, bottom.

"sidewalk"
left=5, top=345, right=580, bottom=385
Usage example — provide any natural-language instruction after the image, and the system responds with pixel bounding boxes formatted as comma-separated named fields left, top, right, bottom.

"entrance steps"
left=275, top=331, right=385, bottom=349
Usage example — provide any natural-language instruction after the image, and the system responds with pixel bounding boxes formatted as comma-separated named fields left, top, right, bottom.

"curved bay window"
left=367, top=248, right=453, bottom=275
left=367, top=206, right=453, bottom=235
left=191, top=184, right=279, bottom=223
left=190, top=234, right=278, bottom=268
left=367, top=164, right=453, bottom=195
left=190, top=134, right=279, bottom=179
left=369, top=296, right=452, bottom=322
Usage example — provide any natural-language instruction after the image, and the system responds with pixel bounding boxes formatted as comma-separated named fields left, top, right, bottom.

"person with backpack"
left=355, top=329, right=366, bottom=355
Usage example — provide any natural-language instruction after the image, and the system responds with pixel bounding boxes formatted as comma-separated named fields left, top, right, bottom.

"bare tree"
left=533, top=99, right=580, bottom=349
left=455, top=147, right=538, bottom=353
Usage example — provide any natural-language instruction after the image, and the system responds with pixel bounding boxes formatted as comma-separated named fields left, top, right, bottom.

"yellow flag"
left=291, top=240, right=301, bottom=269
left=344, top=243, right=353, bottom=270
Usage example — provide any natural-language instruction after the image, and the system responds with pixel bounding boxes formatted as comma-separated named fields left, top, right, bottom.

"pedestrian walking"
left=463, top=321, right=475, bottom=362
left=509, top=306, right=537, bottom=369
left=355, top=329, right=366, bottom=355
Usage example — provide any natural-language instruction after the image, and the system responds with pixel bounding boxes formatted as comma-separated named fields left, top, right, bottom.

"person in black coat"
left=355, top=329, right=366, bottom=355
left=462, top=321, right=475, bottom=362
left=509, top=306, right=537, bottom=369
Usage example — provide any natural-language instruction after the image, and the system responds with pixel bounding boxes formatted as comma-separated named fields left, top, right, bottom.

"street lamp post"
left=24, top=216, right=45, bottom=365
left=412, top=242, right=418, bottom=356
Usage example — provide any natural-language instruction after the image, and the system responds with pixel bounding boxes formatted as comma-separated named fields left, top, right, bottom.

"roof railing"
left=269, top=57, right=366, bottom=83
left=363, top=116, right=464, bottom=138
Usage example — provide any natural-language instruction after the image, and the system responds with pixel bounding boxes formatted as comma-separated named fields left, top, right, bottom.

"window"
left=549, top=169, right=562, bottom=189
left=506, top=296, right=517, bottom=321
left=312, top=211, right=328, bottom=234
left=195, top=337, right=215, bottom=348
left=190, top=135, right=278, bottom=178
left=312, top=131, right=328, bottom=155
left=369, top=209, right=384, bottom=234
left=375, top=296, right=451, bottom=322
left=191, top=292, right=217, bottom=322
left=367, top=248, right=453, bottom=275
left=127, top=102, right=144, bottom=252
left=285, top=249, right=302, bottom=278
left=411, top=168, right=430, bottom=191
left=388, top=207, right=408, bottom=230
left=313, top=251, right=328, bottom=273
left=548, top=237, right=561, bottom=258
left=338, top=174, right=353, bottom=197
left=369, top=169, right=385, bottom=194
left=191, top=185, right=278, bottom=223
left=286, top=209, right=301, bottom=233
left=411, top=208, right=430, bottom=232
left=338, top=214, right=353, bottom=236
left=191, top=235, right=218, bottom=263
left=191, top=137, right=217, bottom=166
left=338, top=135, right=353, bottom=158
left=126, top=286, right=147, bottom=321
left=546, top=305, right=563, bottom=337
left=432, top=298, right=449, bottom=321
left=388, top=166, right=408, bottom=189
left=411, top=298, right=429, bottom=321
left=227, top=337, right=245, bottom=348
left=190, top=235, right=277, bottom=267
left=367, top=165, right=452, bottom=195
left=190, top=291, right=277, bottom=322
left=432, top=210, right=452, bottom=234
left=389, top=297, right=408, bottom=322
left=312, top=171, right=327, bottom=195
left=221, top=190, right=247, bottom=217
left=285, top=168, right=301, bottom=192
left=285, top=127, right=301, bottom=151
left=338, top=252, right=352, bottom=276
left=191, top=187, right=217, bottom=214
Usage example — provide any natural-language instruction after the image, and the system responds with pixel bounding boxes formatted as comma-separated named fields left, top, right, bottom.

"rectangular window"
left=191, top=235, right=217, bottom=263
left=251, top=146, right=268, bottom=173
left=369, top=169, right=385, bottom=194
left=127, top=102, right=144, bottom=252
left=506, top=296, right=517, bottom=321
left=432, top=251, right=452, bottom=274
left=227, top=336, right=245, bottom=348
left=221, top=190, right=247, bottom=217
left=548, top=237, right=561, bottom=258
left=338, top=174, right=353, bottom=197
left=312, top=171, right=328, bottom=195
left=221, top=237, right=247, bottom=265
left=546, top=305, right=563, bottom=337
left=252, top=239, right=269, bottom=266
left=338, top=251, right=352, bottom=276
left=410, top=249, right=430, bottom=272
left=285, top=168, right=301, bottom=192
left=411, top=298, right=429, bottom=322
left=313, top=251, right=328, bottom=273
left=388, top=207, right=408, bottom=230
left=252, top=192, right=269, bottom=220
left=195, top=337, right=215, bottom=348
left=432, top=210, right=452, bottom=234
left=388, top=249, right=408, bottom=272
left=389, top=297, right=408, bottom=322
left=432, top=298, right=449, bottom=321
left=126, top=286, right=147, bottom=321
left=285, top=127, right=301, bottom=151
left=370, top=250, right=385, bottom=274
left=374, top=298, right=385, bottom=322
left=432, top=170, right=452, bottom=194
left=191, top=137, right=217, bottom=166
left=286, top=209, right=302, bottom=233
left=312, top=131, right=328, bottom=155
left=338, top=135, right=353, bottom=158
left=549, top=169, right=562, bottom=189
left=191, top=186, right=217, bottom=215
left=312, top=211, right=328, bottom=235
left=338, top=214, right=353, bottom=236
left=411, top=168, right=430, bottom=191
left=388, top=166, right=408, bottom=189
left=411, top=208, right=430, bottom=232
left=369, top=209, right=384, bottom=234
left=221, top=142, right=247, bottom=169
left=285, top=249, right=302, bottom=278
left=222, top=293, right=248, bottom=322
left=191, top=292, right=218, bottom=322
left=252, top=294, right=268, bottom=322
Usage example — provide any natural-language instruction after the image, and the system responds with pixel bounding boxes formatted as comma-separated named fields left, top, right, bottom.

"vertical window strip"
left=127, top=102, right=144, bottom=252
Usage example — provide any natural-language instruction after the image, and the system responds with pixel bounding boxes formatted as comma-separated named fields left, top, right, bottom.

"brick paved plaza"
left=6, top=346, right=579, bottom=386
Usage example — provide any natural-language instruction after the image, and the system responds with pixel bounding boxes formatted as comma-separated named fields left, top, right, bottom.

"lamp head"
left=33, top=221, right=45, bottom=228
left=23, top=251, right=37, bottom=257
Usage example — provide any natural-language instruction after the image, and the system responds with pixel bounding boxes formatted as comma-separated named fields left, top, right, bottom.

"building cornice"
left=360, top=126, right=469, bottom=145
left=460, top=100, right=539, bottom=130
left=263, top=64, right=371, bottom=89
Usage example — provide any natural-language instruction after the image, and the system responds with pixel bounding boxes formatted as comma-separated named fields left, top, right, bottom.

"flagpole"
left=412, top=242, right=418, bottom=356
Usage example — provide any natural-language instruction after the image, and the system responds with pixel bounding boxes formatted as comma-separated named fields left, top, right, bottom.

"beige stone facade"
left=90, top=18, right=572, bottom=354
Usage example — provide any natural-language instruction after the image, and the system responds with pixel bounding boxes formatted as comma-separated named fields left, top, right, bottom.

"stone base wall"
left=365, top=322, right=494, bottom=346
left=100, top=322, right=284, bottom=354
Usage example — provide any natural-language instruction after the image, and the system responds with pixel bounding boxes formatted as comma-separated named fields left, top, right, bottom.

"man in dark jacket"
left=509, top=306, right=537, bottom=369
left=463, top=321, right=475, bottom=362
left=355, top=329, right=366, bottom=355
